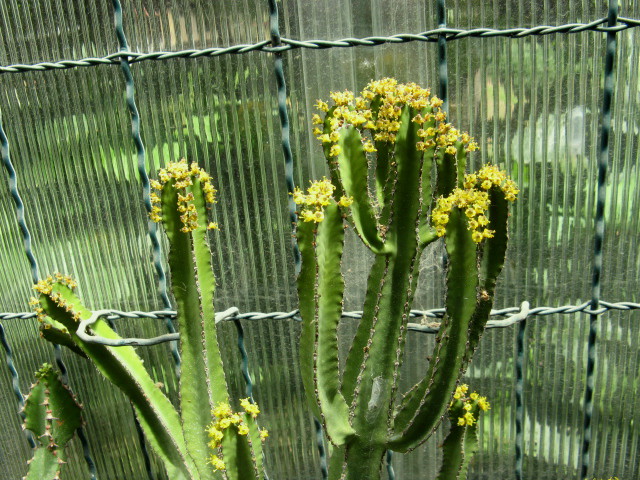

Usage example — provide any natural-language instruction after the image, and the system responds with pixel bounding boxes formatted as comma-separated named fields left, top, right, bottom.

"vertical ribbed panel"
left=1, top=1, right=639, bottom=479
left=0, top=1, right=112, bottom=66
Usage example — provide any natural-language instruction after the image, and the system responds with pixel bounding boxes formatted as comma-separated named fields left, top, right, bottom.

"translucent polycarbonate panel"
left=590, top=310, right=640, bottom=480
left=242, top=319, right=321, bottom=479
left=133, top=56, right=297, bottom=312
left=124, top=0, right=269, bottom=50
left=1, top=0, right=639, bottom=479
left=0, top=1, right=113, bottom=66
left=447, top=31, right=604, bottom=304
left=448, top=0, right=606, bottom=29
left=602, top=9, right=640, bottom=302
left=0, top=66, right=159, bottom=313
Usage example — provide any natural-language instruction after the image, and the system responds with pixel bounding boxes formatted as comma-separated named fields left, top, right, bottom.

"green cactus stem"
left=150, top=159, right=266, bottom=480
left=32, top=276, right=195, bottom=480
left=297, top=79, right=518, bottom=479
left=22, top=363, right=83, bottom=480
left=31, top=160, right=267, bottom=480
left=435, top=385, right=489, bottom=480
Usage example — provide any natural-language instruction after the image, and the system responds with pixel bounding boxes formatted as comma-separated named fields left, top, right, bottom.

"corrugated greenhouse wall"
left=0, top=1, right=638, bottom=479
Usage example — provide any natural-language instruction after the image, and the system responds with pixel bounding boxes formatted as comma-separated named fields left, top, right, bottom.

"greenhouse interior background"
left=0, top=0, right=639, bottom=479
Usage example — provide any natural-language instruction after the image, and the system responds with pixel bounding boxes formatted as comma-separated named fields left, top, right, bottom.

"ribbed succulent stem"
left=22, top=363, right=83, bottom=480
left=32, top=160, right=267, bottom=480
left=161, top=179, right=221, bottom=480
left=299, top=79, right=516, bottom=480
left=343, top=440, right=387, bottom=480
left=35, top=285, right=194, bottom=479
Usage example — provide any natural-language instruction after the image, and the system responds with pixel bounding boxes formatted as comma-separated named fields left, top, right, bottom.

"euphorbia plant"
left=295, top=78, right=518, bottom=479
left=31, top=160, right=267, bottom=480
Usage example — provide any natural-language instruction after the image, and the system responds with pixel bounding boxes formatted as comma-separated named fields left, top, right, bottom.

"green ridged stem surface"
left=22, top=364, right=83, bottom=480
left=161, top=180, right=222, bottom=480
left=298, top=87, right=514, bottom=479
left=435, top=407, right=480, bottom=480
left=37, top=286, right=194, bottom=480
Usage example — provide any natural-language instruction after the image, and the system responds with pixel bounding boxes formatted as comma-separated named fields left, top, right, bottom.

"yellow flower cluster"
left=432, top=188, right=492, bottom=243
left=313, top=77, right=478, bottom=156
left=451, top=384, right=490, bottom=427
left=149, top=159, right=218, bottom=233
left=431, top=165, right=518, bottom=243
left=292, top=177, right=353, bottom=223
left=206, top=399, right=268, bottom=472
left=463, top=164, right=519, bottom=202
left=31, top=274, right=81, bottom=324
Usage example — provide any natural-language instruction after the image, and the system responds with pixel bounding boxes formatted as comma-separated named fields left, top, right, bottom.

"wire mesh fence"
left=1, top=0, right=639, bottom=479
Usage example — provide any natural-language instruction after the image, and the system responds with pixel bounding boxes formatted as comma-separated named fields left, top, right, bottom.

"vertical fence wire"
left=580, top=1, right=618, bottom=479
left=2, top=75, right=97, bottom=479
left=233, top=319, right=254, bottom=400
left=266, top=0, right=326, bottom=478
left=0, top=118, right=36, bottom=449
left=437, top=0, right=449, bottom=112
left=514, top=319, right=526, bottom=480
left=386, top=450, right=395, bottom=480
left=110, top=0, right=181, bottom=379
left=436, top=2, right=448, bottom=477
left=111, top=1, right=157, bottom=478
left=267, top=0, right=301, bottom=276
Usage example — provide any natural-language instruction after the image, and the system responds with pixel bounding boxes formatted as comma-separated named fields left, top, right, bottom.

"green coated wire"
left=267, top=0, right=301, bottom=275
left=111, top=1, right=162, bottom=478
left=1, top=80, right=97, bottom=477
left=0, top=3, right=637, bottom=480
left=1, top=17, right=639, bottom=74
left=580, top=1, right=618, bottom=479
left=110, top=0, right=180, bottom=374
left=515, top=319, right=526, bottom=480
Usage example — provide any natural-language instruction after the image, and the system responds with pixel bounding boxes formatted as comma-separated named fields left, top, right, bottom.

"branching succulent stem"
left=298, top=79, right=518, bottom=479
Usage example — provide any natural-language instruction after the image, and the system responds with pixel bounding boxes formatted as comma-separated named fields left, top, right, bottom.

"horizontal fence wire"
left=2, top=299, right=638, bottom=329
left=0, top=17, right=639, bottom=75
left=1, top=4, right=638, bottom=480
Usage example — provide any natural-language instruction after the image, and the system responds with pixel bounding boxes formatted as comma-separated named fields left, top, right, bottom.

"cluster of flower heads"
left=149, top=159, right=218, bottom=233
left=292, top=177, right=353, bottom=223
left=312, top=77, right=478, bottom=156
left=451, top=384, right=490, bottom=427
left=431, top=164, right=519, bottom=243
left=30, top=274, right=80, bottom=324
left=206, top=399, right=268, bottom=472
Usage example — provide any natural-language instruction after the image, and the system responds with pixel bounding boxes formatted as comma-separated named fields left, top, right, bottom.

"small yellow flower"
left=212, top=402, right=233, bottom=419
left=237, top=424, right=249, bottom=435
left=312, top=210, right=325, bottom=222
left=338, top=196, right=354, bottom=208
left=314, top=99, right=329, bottom=112
left=453, top=384, right=469, bottom=400
left=209, top=455, right=226, bottom=471
left=240, top=398, right=261, bottom=418
left=460, top=411, right=476, bottom=426
left=363, top=141, right=377, bottom=153
left=259, top=429, right=269, bottom=442
left=477, top=396, right=491, bottom=412
left=301, top=210, right=317, bottom=222
left=218, top=418, right=232, bottom=429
